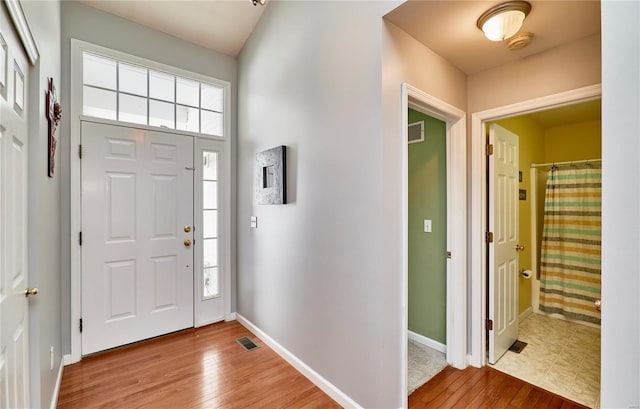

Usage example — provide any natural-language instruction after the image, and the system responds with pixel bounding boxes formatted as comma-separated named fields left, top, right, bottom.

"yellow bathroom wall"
left=545, top=120, right=602, bottom=162
left=495, top=117, right=546, bottom=315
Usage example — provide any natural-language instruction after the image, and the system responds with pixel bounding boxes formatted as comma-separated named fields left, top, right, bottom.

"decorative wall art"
left=46, top=77, right=62, bottom=177
left=255, top=145, right=287, bottom=205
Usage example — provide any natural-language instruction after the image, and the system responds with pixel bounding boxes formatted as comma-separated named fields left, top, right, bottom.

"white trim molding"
left=49, top=357, right=64, bottom=409
left=236, top=314, right=361, bottom=409
left=408, top=331, right=446, bottom=354
left=4, top=0, right=39, bottom=65
left=468, top=84, right=602, bottom=368
left=401, top=83, right=467, bottom=406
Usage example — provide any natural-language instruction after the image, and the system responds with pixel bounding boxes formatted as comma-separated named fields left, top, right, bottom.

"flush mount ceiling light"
left=251, top=0, right=266, bottom=5
left=476, top=1, right=532, bottom=42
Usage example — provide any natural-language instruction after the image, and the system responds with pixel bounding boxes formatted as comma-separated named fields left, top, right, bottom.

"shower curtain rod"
left=530, top=158, right=602, bottom=168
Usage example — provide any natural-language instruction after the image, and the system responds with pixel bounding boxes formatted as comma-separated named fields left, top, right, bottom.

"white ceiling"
left=78, top=0, right=266, bottom=57
left=384, top=0, right=601, bottom=75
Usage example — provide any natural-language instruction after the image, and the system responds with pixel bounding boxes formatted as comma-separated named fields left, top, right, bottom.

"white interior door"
left=81, top=121, right=194, bottom=355
left=488, top=124, right=520, bottom=364
left=0, top=9, right=30, bottom=408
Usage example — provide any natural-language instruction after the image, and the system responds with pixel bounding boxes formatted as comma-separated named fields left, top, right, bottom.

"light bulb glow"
left=482, top=10, right=526, bottom=41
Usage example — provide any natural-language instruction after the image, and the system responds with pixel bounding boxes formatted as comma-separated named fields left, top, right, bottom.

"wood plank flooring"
left=58, top=321, right=591, bottom=409
left=409, top=366, right=591, bottom=409
left=57, top=321, right=340, bottom=409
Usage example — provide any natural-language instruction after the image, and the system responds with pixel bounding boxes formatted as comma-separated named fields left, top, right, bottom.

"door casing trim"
left=401, top=83, right=467, bottom=407
left=469, top=84, right=602, bottom=368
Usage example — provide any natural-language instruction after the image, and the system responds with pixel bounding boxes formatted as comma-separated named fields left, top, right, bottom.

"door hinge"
left=79, top=318, right=83, bottom=333
left=486, top=144, right=494, bottom=156
left=79, top=144, right=83, bottom=159
left=486, top=319, right=493, bottom=331
left=79, top=231, right=83, bottom=246
left=486, top=232, right=494, bottom=243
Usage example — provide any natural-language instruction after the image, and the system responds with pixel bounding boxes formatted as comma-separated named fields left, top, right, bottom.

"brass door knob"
left=24, top=287, right=39, bottom=297
left=184, top=239, right=192, bottom=247
left=515, top=244, right=525, bottom=251
left=184, top=226, right=192, bottom=233
left=594, top=299, right=601, bottom=312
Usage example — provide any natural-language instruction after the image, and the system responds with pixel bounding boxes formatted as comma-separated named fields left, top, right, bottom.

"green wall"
left=408, top=109, right=447, bottom=344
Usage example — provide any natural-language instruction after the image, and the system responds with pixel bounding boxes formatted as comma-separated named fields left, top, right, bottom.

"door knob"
left=184, top=239, right=192, bottom=247
left=515, top=244, right=525, bottom=251
left=24, top=288, right=39, bottom=297
left=594, top=299, right=601, bottom=312
left=184, top=226, right=192, bottom=233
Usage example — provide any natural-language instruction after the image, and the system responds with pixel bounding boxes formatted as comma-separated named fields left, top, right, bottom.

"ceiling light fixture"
left=476, top=1, right=531, bottom=42
left=251, top=0, right=266, bottom=6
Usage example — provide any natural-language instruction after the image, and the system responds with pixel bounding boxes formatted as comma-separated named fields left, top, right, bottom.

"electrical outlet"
left=250, top=216, right=257, bottom=229
left=424, top=220, right=432, bottom=233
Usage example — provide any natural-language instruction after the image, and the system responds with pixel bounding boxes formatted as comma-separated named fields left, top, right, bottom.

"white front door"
left=488, top=124, right=520, bottom=364
left=81, top=121, right=194, bottom=355
left=0, top=9, right=30, bottom=408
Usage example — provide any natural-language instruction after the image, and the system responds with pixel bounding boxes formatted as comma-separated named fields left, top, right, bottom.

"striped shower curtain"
left=539, top=164, right=601, bottom=326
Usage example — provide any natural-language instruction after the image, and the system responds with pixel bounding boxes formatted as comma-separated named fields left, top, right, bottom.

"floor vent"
left=236, top=336, right=259, bottom=351
left=508, top=340, right=528, bottom=354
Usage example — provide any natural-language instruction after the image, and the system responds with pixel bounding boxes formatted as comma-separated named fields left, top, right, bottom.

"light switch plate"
left=250, top=216, right=257, bottom=229
left=424, top=219, right=432, bottom=233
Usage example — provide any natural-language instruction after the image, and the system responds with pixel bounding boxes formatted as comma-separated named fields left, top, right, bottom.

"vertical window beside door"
left=202, top=151, right=220, bottom=299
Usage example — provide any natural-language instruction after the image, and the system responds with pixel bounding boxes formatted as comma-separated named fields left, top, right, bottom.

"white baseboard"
left=407, top=330, right=446, bottom=354
left=49, top=357, right=64, bottom=409
left=225, top=312, right=237, bottom=321
left=519, top=306, right=533, bottom=322
left=62, top=354, right=73, bottom=366
left=236, top=314, right=361, bottom=409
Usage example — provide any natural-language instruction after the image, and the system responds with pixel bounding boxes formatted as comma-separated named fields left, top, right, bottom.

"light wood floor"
left=57, top=321, right=340, bottom=408
left=409, top=365, right=590, bottom=409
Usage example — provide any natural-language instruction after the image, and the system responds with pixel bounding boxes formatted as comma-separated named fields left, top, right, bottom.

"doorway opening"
left=400, top=84, right=467, bottom=402
left=69, top=39, right=232, bottom=362
left=483, top=97, right=602, bottom=408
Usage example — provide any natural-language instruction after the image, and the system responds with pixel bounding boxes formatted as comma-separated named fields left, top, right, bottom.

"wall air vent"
left=408, top=121, right=424, bottom=144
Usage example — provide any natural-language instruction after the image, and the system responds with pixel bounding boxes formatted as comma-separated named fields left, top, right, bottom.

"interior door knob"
left=24, top=288, right=39, bottom=297
left=594, top=299, right=601, bottom=312
left=184, top=239, right=192, bottom=247
left=515, top=244, right=525, bottom=251
left=184, top=226, right=192, bottom=233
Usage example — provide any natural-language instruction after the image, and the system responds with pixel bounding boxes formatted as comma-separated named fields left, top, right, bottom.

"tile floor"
left=491, top=312, right=601, bottom=408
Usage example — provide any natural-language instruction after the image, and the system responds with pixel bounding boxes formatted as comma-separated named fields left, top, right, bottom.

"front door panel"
left=81, top=121, right=194, bottom=355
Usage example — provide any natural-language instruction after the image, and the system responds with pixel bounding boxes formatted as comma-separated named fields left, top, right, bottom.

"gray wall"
left=21, top=1, right=62, bottom=407
left=59, top=1, right=238, bottom=353
left=601, top=1, right=640, bottom=407
left=238, top=2, right=404, bottom=407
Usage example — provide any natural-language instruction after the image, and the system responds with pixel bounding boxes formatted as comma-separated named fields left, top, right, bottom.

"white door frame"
left=468, top=84, right=602, bottom=367
left=68, top=40, right=232, bottom=364
left=401, top=83, right=467, bottom=401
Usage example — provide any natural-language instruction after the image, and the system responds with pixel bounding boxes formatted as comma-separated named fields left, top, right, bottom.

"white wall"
left=20, top=1, right=63, bottom=407
left=59, top=1, right=238, bottom=354
left=601, top=1, right=640, bottom=407
left=468, top=34, right=601, bottom=113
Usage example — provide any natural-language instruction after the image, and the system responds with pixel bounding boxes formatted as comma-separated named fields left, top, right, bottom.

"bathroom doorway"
left=488, top=99, right=602, bottom=408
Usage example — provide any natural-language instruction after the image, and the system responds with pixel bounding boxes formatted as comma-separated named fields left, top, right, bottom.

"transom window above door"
left=82, top=52, right=224, bottom=137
